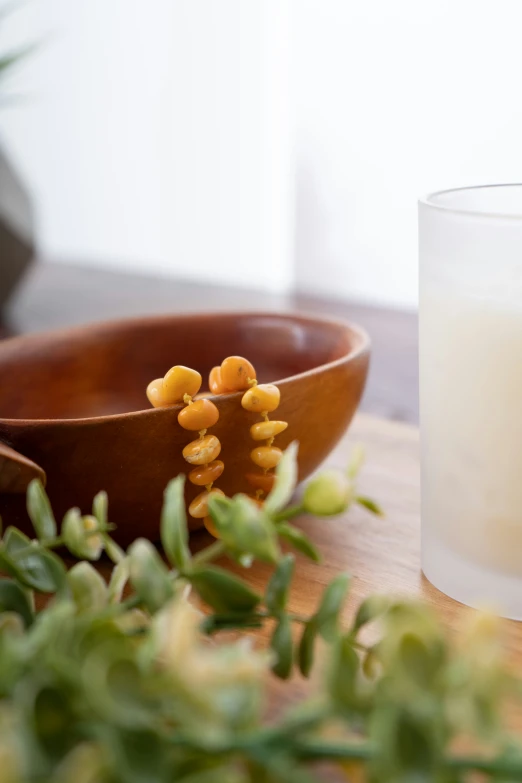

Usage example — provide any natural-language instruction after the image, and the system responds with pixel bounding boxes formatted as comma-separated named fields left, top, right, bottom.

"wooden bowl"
left=0, top=312, right=370, bottom=544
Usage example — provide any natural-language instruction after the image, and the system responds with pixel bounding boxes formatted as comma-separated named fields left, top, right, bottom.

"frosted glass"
left=420, top=185, right=522, bottom=619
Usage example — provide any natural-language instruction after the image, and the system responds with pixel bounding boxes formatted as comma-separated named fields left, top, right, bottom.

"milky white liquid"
left=421, top=283, right=522, bottom=616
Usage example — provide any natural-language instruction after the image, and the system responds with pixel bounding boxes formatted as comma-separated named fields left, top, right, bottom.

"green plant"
left=0, top=1, right=34, bottom=99
left=0, top=445, right=518, bottom=782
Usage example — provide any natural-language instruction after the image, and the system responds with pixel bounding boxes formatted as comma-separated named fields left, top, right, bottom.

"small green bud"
left=62, top=510, right=103, bottom=560
left=302, top=470, right=354, bottom=516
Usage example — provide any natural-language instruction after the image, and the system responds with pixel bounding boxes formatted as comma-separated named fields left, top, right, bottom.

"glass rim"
left=419, top=183, right=522, bottom=220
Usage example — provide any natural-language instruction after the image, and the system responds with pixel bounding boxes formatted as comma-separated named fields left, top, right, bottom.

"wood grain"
left=0, top=442, right=46, bottom=493
left=1, top=261, right=418, bottom=423
left=89, top=413, right=522, bottom=720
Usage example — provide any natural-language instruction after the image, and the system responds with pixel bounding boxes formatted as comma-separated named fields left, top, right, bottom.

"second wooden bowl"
left=0, top=312, right=370, bottom=544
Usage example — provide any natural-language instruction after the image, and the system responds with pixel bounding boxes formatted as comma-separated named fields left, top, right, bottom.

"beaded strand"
left=146, top=365, right=225, bottom=522
left=242, top=382, right=287, bottom=502
left=179, top=393, right=224, bottom=523
left=203, top=356, right=258, bottom=535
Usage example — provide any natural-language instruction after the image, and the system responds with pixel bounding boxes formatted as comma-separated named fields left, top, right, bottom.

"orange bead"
left=178, top=399, right=219, bottom=431
left=209, top=366, right=228, bottom=394
left=188, top=488, right=225, bottom=519
left=246, top=472, right=276, bottom=493
left=146, top=379, right=167, bottom=408
left=188, top=460, right=225, bottom=486
left=203, top=515, right=219, bottom=538
left=250, top=420, right=288, bottom=441
left=250, top=446, right=282, bottom=470
left=220, top=356, right=256, bottom=392
left=162, top=365, right=202, bottom=404
left=182, top=435, right=221, bottom=465
left=241, top=384, right=280, bottom=413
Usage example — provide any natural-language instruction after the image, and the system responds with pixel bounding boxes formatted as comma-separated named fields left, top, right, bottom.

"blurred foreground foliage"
left=0, top=444, right=518, bottom=782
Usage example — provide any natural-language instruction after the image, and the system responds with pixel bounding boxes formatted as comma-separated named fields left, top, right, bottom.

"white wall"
left=3, top=1, right=522, bottom=307
left=0, top=0, right=293, bottom=292
left=294, top=0, right=522, bottom=307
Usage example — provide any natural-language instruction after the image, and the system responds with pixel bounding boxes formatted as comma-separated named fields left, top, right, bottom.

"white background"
left=2, top=0, right=522, bottom=308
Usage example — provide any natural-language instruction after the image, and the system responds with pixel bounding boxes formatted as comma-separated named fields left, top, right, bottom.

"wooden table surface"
left=227, top=413, right=521, bottom=713
left=3, top=263, right=522, bottom=737
left=4, top=265, right=516, bottom=644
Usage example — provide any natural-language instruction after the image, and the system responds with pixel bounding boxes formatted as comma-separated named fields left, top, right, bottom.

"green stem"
left=274, top=504, right=305, bottom=523
left=447, top=755, right=522, bottom=775
left=192, top=540, right=226, bottom=566
left=121, top=594, right=141, bottom=611
left=291, top=742, right=522, bottom=777
left=203, top=608, right=311, bottom=633
left=290, top=740, right=374, bottom=762
left=38, top=536, right=64, bottom=549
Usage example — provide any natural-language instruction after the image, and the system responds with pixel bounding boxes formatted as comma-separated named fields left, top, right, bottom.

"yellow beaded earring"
left=146, top=365, right=225, bottom=524
left=203, top=356, right=259, bottom=535
left=208, top=356, right=287, bottom=506
left=242, top=382, right=287, bottom=503
left=208, top=355, right=257, bottom=395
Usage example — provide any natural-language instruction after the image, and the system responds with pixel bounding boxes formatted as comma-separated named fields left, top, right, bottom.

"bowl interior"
left=0, top=313, right=362, bottom=420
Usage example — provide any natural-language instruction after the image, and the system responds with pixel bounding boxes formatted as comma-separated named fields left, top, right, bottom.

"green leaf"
left=347, top=444, right=365, bottom=479
left=362, top=647, right=380, bottom=679
left=68, top=562, right=108, bottom=613
left=328, top=634, right=359, bottom=708
left=187, top=566, right=261, bottom=613
left=0, top=541, right=66, bottom=593
left=356, top=495, right=384, bottom=516
left=314, top=573, right=350, bottom=641
left=22, top=549, right=66, bottom=593
left=209, top=494, right=280, bottom=565
left=177, top=770, right=247, bottom=783
left=201, top=614, right=263, bottom=634
left=108, top=728, right=169, bottom=783
left=128, top=539, right=174, bottom=613
left=3, top=526, right=31, bottom=555
left=381, top=710, right=435, bottom=774
left=397, top=633, right=441, bottom=687
left=271, top=614, right=293, bottom=679
left=108, top=558, right=129, bottom=604
left=0, top=611, right=24, bottom=637
left=264, top=441, right=299, bottom=515
left=297, top=620, right=317, bottom=678
left=26, top=479, right=57, bottom=540
left=0, top=578, right=33, bottom=627
left=32, top=684, right=75, bottom=760
left=92, top=490, right=108, bottom=527
left=277, top=523, right=320, bottom=562
left=206, top=494, right=234, bottom=525
left=352, top=594, right=389, bottom=633
left=160, top=476, right=191, bottom=570
left=265, top=554, right=295, bottom=615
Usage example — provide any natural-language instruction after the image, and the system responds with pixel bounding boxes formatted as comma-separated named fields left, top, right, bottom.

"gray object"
left=0, top=145, right=34, bottom=311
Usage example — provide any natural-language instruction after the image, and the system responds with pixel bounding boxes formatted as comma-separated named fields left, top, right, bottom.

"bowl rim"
left=0, top=311, right=370, bottom=427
